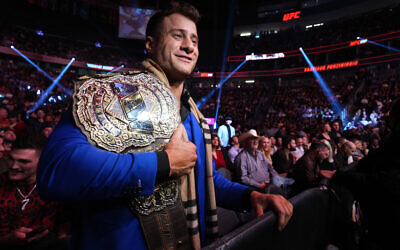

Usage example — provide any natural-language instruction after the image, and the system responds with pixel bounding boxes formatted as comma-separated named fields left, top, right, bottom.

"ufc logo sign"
left=282, top=11, right=301, bottom=21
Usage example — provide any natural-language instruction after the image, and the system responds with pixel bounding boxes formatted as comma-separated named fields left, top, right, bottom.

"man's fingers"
left=276, top=197, right=293, bottom=231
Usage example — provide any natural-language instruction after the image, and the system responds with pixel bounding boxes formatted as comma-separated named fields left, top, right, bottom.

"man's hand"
left=250, top=191, right=293, bottom=231
left=165, top=124, right=197, bottom=177
left=0, top=227, right=49, bottom=245
left=258, top=182, right=267, bottom=190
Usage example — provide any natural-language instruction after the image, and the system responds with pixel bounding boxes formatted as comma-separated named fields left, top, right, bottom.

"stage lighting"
left=36, top=30, right=44, bottom=36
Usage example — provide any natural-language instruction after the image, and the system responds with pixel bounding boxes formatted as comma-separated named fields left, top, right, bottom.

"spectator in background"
left=335, top=141, right=358, bottom=171
left=0, top=134, right=70, bottom=250
left=258, top=136, right=273, bottom=165
left=0, top=107, right=9, bottom=130
left=42, top=125, right=54, bottom=138
left=0, top=135, right=7, bottom=174
left=331, top=98, right=400, bottom=249
left=235, top=129, right=283, bottom=194
left=3, top=130, right=16, bottom=157
left=272, top=135, right=295, bottom=177
left=217, top=116, right=235, bottom=147
left=350, top=137, right=364, bottom=161
left=270, top=136, right=278, bottom=154
left=331, top=119, right=343, bottom=142
left=27, top=109, right=46, bottom=135
left=292, top=141, right=336, bottom=194
left=212, top=134, right=227, bottom=170
left=227, top=135, right=241, bottom=165
left=292, top=135, right=305, bottom=161
left=317, top=122, right=337, bottom=170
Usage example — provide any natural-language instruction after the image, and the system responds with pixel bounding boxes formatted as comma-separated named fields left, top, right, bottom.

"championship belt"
left=73, top=72, right=191, bottom=250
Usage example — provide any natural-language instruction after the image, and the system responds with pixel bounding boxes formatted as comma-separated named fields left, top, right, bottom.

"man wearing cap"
left=217, top=116, right=235, bottom=147
left=234, top=129, right=283, bottom=194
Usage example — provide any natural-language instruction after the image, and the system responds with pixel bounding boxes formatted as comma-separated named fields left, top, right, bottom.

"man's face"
left=344, top=144, right=356, bottom=156
left=289, top=139, right=296, bottom=150
left=324, top=124, right=331, bottom=132
left=296, top=137, right=303, bottom=147
left=353, top=140, right=362, bottom=150
left=332, top=122, right=340, bottom=131
left=245, top=137, right=258, bottom=151
left=146, top=13, right=199, bottom=82
left=8, top=149, right=39, bottom=185
left=231, top=136, right=239, bottom=145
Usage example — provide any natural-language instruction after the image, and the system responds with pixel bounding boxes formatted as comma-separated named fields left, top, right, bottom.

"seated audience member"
left=349, top=137, right=364, bottom=161
left=292, top=135, right=305, bottom=161
left=270, top=136, right=278, bottom=154
left=331, top=98, right=400, bottom=249
left=0, top=135, right=7, bottom=174
left=330, top=120, right=343, bottom=142
left=2, top=130, right=16, bottom=157
left=292, top=141, right=336, bottom=194
left=0, top=107, right=9, bottom=130
left=317, top=122, right=337, bottom=170
left=272, top=135, right=296, bottom=177
left=227, top=135, right=241, bottom=164
left=258, top=136, right=273, bottom=165
left=0, top=134, right=70, bottom=250
left=234, top=129, right=283, bottom=195
left=335, top=141, right=359, bottom=171
left=41, top=125, right=54, bottom=138
left=212, top=134, right=227, bottom=170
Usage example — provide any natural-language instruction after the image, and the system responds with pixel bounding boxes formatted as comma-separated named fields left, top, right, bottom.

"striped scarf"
left=142, top=59, right=218, bottom=249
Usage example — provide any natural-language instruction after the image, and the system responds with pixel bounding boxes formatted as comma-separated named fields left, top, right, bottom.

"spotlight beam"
left=105, top=64, right=125, bottom=75
left=28, top=58, right=75, bottom=115
left=357, top=37, right=400, bottom=53
left=213, top=59, right=247, bottom=128
left=10, top=46, right=72, bottom=95
left=299, top=47, right=344, bottom=121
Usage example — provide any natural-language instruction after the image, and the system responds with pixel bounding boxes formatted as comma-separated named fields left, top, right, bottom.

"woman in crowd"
left=258, top=136, right=273, bottom=165
left=211, top=134, right=227, bottom=170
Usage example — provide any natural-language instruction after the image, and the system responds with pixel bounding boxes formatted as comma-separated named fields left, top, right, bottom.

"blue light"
left=10, top=46, right=72, bottom=96
left=36, top=30, right=44, bottom=36
left=27, top=85, right=31, bottom=90
left=28, top=57, right=75, bottom=116
left=37, top=90, right=41, bottom=95
left=95, top=41, right=102, bottom=48
left=196, top=59, right=248, bottom=110
left=299, top=47, right=345, bottom=122
left=57, top=95, right=62, bottom=100
left=358, top=36, right=400, bottom=53
left=105, top=64, right=125, bottom=75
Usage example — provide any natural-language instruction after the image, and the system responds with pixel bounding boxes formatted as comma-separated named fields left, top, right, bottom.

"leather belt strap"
left=128, top=180, right=191, bottom=250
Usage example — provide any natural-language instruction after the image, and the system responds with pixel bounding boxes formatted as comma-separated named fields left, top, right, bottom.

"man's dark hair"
left=282, top=135, right=294, bottom=148
left=146, top=1, right=200, bottom=38
left=309, top=141, right=329, bottom=151
left=12, top=134, right=47, bottom=155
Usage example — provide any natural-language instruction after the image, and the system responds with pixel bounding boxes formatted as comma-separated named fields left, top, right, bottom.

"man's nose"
left=181, top=37, right=194, bottom=53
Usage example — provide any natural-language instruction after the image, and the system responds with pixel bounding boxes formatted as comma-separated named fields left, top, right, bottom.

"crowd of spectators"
left=0, top=2, right=399, bottom=249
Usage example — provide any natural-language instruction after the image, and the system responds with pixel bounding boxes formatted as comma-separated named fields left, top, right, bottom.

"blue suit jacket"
left=37, top=109, right=248, bottom=250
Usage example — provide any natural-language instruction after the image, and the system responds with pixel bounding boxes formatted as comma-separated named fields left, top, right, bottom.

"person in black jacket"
left=330, top=98, right=400, bottom=250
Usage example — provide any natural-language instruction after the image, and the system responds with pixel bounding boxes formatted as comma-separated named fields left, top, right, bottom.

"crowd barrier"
left=204, top=187, right=340, bottom=250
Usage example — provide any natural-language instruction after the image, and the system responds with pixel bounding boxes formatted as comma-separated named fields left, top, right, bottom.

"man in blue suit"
left=37, top=2, right=293, bottom=249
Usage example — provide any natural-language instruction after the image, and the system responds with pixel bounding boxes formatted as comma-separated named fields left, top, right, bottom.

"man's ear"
left=145, top=36, right=154, bottom=55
